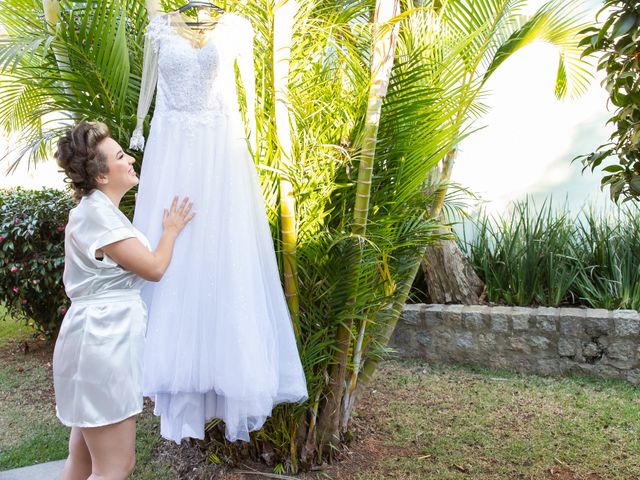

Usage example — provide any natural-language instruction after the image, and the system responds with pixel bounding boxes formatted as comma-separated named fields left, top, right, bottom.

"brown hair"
left=54, top=121, right=110, bottom=200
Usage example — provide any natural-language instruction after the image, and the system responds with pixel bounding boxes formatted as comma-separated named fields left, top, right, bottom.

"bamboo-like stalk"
left=341, top=255, right=393, bottom=430
left=144, top=0, right=161, bottom=19
left=430, top=148, right=455, bottom=217
left=351, top=0, right=400, bottom=237
left=340, top=314, right=367, bottom=432
left=43, top=0, right=73, bottom=98
left=356, top=147, right=457, bottom=390
left=42, top=0, right=60, bottom=23
left=301, top=391, right=321, bottom=465
left=273, top=0, right=301, bottom=334
left=317, top=0, right=400, bottom=450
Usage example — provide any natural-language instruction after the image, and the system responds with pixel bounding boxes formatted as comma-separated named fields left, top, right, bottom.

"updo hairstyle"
left=54, top=121, right=111, bottom=200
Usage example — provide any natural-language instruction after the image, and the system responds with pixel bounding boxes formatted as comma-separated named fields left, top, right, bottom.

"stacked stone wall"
left=390, top=305, right=640, bottom=384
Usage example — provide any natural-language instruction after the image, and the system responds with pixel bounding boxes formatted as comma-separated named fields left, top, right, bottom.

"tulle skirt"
left=133, top=110, right=308, bottom=443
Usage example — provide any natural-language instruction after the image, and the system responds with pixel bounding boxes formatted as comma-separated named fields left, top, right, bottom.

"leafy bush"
left=462, top=199, right=640, bottom=309
left=576, top=0, right=640, bottom=202
left=573, top=208, right=640, bottom=310
left=462, top=200, right=580, bottom=307
left=0, top=188, right=74, bottom=337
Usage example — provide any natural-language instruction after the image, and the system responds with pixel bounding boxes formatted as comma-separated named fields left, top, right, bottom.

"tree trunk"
left=421, top=234, right=484, bottom=304
left=43, top=0, right=72, bottom=98
left=316, top=0, right=400, bottom=455
left=273, top=0, right=301, bottom=334
left=422, top=147, right=484, bottom=305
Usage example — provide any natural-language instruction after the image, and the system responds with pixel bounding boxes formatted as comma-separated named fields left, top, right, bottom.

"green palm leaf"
left=484, top=0, right=594, bottom=99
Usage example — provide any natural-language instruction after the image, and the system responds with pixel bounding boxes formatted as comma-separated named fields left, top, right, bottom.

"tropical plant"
left=0, top=0, right=596, bottom=473
left=576, top=0, right=640, bottom=203
left=462, top=199, right=640, bottom=311
left=462, top=199, right=581, bottom=307
left=573, top=207, right=640, bottom=310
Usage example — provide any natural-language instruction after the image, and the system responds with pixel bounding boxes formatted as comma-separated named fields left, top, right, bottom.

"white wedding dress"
left=129, top=11, right=308, bottom=443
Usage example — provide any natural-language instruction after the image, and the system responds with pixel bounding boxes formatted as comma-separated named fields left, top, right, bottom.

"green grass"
left=2, top=315, right=640, bottom=478
left=0, top=306, right=35, bottom=347
left=0, top=319, right=69, bottom=469
left=350, top=361, right=640, bottom=479
left=0, top=315, right=177, bottom=477
left=131, top=407, right=177, bottom=480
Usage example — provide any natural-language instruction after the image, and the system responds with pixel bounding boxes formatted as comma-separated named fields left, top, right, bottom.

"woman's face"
left=96, top=137, right=138, bottom=194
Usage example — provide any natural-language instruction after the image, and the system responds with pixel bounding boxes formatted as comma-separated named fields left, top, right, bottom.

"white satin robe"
left=53, top=189, right=151, bottom=427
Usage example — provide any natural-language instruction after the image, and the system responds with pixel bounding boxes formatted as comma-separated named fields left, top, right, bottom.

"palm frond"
left=484, top=0, right=594, bottom=99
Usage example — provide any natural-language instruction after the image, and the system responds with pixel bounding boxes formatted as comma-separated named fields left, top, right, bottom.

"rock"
left=613, top=310, right=640, bottom=336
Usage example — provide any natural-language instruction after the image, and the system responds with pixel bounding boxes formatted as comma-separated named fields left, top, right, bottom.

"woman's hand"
left=163, top=196, right=195, bottom=236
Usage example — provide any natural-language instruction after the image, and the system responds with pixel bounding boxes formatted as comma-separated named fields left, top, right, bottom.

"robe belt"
left=70, top=290, right=142, bottom=305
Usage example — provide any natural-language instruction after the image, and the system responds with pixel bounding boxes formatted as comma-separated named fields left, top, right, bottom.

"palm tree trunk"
left=273, top=0, right=301, bottom=333
left=42, top=0, right=59, bottom=23
left=316, top=0, right=400, bottom=453
left=357, top=256, right=421, bottom=388
left=422, top=148, right=484, bottom=304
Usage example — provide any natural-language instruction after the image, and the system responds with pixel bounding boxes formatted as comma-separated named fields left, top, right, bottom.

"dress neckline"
left=162, top=11, right=230, bottom=50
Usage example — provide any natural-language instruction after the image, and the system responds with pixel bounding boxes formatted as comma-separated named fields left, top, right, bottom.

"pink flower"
left=56, top=226, right=65, bottom=233
left=60, top=307, right=67, bottom=316
left=10, top=266, right=18, bottom=273
left=14, top=217, right=20, bottom=224
left=20, top=299, right=27, bottom=305
left=12, top=287, right=19, bottom=294
left=0, top=235, right=4, bottom=243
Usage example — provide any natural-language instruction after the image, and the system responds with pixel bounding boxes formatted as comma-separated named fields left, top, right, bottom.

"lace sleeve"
left=130, top=20, right=162, bottom=151
left=236, top=17, right=256, bottom=153
left=145, top=0, right=162, bottom=19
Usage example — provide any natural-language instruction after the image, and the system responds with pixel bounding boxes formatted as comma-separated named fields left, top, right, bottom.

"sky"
left=0, top=0, right=615, bottom=215
left=452, top=0, right=612, bottom=215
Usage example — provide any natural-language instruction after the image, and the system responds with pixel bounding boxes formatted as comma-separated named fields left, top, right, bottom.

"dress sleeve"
left=236, top=17, right=257, bottom=153
left=130, top=21, right=161, bottom=151
left=145, top=0, right=162, bottom=19
left=83, top=205, right=136, bottom=268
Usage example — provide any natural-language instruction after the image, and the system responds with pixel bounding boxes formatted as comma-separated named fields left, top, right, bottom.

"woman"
left=52, top=120, right=194, bottom=480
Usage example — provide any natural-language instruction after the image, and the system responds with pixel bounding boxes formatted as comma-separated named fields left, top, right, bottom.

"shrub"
left=461, top=200, right=580, bottom=307
left=0, top=188, right=74, bottom=338
left=576, top=0, right=640, bottom=202
left=461, top=198, right=640, bottom=310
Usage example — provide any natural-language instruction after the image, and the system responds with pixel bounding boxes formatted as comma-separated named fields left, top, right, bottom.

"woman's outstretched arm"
left=101, top=196, right=195, bottom=282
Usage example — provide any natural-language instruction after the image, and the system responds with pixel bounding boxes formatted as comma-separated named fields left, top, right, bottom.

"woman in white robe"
left=52, top=120, right=194, bottom=480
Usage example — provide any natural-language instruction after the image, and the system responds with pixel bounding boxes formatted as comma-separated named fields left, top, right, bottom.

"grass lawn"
left=1, top=315, right=639, bottom=479
left=327, top=362, right=640, bottom=480
left=0, top=314, right=173, bottom=478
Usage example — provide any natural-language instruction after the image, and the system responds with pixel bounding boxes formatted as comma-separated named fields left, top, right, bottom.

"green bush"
left=0, top=188, right=74, bottom=337
left=573, top=208, right=640, bottom=310
left=461, top=199, right=640, bottom=310
left=461, top=200, right=580, bottom=307
left=576, top=0, right=640, bottom=202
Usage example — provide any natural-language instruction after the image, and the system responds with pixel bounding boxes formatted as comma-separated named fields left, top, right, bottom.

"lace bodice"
left=130, top=12, right=256, bottom=151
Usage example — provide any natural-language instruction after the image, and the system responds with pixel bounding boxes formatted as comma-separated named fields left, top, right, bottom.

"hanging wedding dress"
left=129, top=11, right=308, bottom=443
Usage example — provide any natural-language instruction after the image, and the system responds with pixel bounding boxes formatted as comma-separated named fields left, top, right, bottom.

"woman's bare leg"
left=61, top=427, right=92, bottom=480
left=81, top=416, right=136, bottom=480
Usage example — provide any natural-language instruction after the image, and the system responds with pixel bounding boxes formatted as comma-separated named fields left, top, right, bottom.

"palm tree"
left=0, top=0, right=594, bottom=471
left=316, top=0, right=400, bottom=452
left=419, top=0, right=595, bottom=305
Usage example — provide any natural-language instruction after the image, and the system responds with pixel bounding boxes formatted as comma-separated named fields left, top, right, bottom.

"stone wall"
left=390, top=304, right=640, bottom=384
